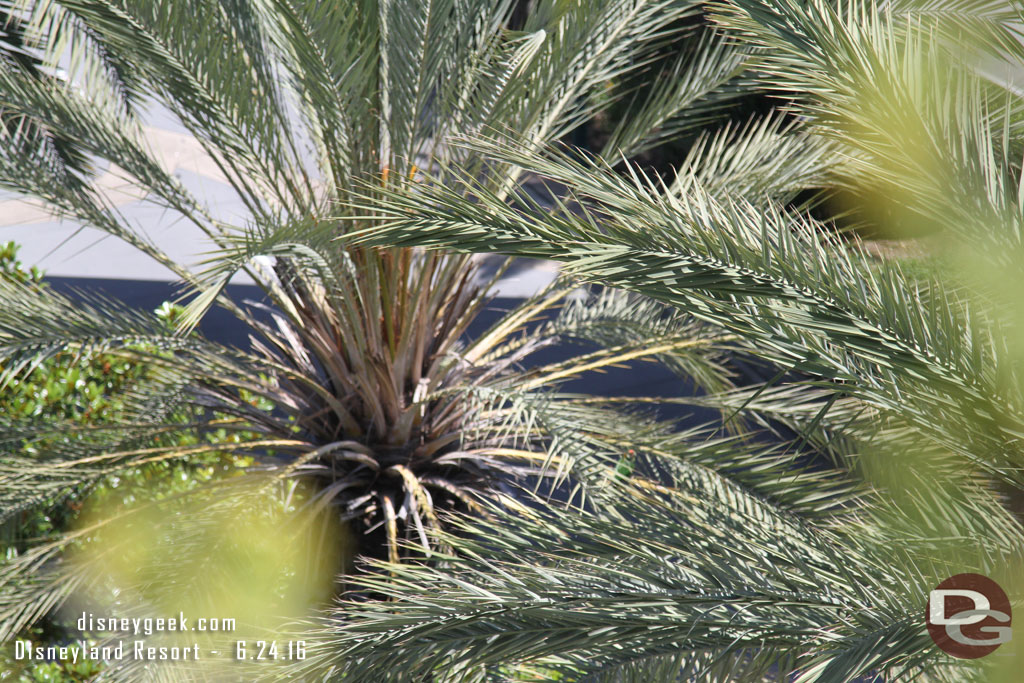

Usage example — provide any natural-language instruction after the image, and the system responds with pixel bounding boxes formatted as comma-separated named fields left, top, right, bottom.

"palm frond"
left=282, top=478, right=985, bottom=681
left=356, top=137, right=1024, bottom=488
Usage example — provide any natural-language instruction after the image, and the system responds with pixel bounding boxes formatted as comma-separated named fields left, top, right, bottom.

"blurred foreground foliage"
left=0, top=242, right=258, bottom=681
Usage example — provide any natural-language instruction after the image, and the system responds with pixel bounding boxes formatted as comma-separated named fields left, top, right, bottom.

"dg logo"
left=927, top=573, right=1012, bottom=659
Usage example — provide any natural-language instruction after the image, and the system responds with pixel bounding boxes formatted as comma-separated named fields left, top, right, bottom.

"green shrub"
left=0, top=243, right=260, bottom=681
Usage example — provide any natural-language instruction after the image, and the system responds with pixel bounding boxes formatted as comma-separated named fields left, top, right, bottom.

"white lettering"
left=929, top=589, right=991, bottom=626
left=946, top=609, right=1012, bottom=646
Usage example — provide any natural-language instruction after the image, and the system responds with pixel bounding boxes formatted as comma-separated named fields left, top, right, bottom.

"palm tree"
left=0, top=0, right=763, bottom=673
left=311, top=0, right=1024, bottom=680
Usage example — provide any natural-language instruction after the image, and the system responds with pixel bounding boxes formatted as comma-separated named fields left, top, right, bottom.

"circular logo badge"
left=927, top=573, right=1012, bottom=659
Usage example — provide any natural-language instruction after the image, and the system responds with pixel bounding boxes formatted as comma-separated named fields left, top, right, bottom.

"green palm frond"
left=713, top=0, right=1024, bottom=255
left=596, top=25, right=753, bottom=161
left=357, top=136, right=1024, bottom=487
left=281, top=473, right=987, bottom=682
left=667, top=111, right=838, bottom=202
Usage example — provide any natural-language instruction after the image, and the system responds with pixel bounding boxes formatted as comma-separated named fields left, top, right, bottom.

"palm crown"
left=0, top=0, right=755, bottom=669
